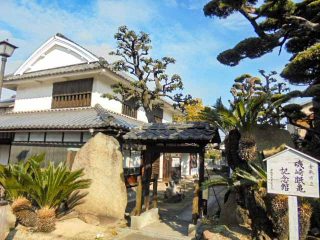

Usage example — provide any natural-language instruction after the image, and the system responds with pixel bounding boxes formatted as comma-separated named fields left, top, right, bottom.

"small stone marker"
left=264, top=146, right=320, bottom=240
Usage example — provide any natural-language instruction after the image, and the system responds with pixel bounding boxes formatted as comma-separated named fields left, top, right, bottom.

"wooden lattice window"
left=122, top=99, right=137, bottom=118
left=52, top=78, right=93, bottom=109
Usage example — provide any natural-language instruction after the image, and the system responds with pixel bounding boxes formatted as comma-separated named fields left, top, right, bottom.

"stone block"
left=0, top=204, right=16, bottom=240
left=79, top=213, right=100, bottom=226
left=72, top=133, right=127, bottom=219
left=131, top=208, right=159, bottom=230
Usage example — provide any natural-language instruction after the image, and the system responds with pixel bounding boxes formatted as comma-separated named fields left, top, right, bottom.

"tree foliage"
left=174, top=98, right=204, bottom=122
left=204, top=0, right=320, bottom=85
left=231, top=70, right=289, bottom=127
left=201, top=71, right=288, bottom=132
left=103, top=26, right=193, bottom=123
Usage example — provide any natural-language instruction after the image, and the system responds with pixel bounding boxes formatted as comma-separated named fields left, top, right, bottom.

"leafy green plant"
left=0, top=154, right=44, bottom=200
left=0, top=154, right=90, bottom=210
left=236, top=162, right=267, bottom=189
left=23, top=160, right=91, bottom=209
left=0, top=154, right=91, bottom=232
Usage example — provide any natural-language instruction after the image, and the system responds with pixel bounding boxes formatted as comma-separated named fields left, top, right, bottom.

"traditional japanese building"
left=0, top=33, right=220, bottom=181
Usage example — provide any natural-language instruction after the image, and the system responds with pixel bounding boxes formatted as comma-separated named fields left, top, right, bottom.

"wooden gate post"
left=131, top=176, right=142, bottom=216
left=142, top=149, right=152, bottom=211
left=192, top=180, right=200, bottom=224
left=153, top=174, right=158, bottom=208
left=198, top=145, right=205, bottom=216
left=202, top=176, right=209, bottom=216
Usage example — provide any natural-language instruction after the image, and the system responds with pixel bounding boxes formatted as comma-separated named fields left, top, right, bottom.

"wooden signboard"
left=264, top=146, right=320, bottom=240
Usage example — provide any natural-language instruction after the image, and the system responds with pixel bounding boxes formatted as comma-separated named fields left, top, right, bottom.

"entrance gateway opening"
left=123, top=122, right=221, bottom=222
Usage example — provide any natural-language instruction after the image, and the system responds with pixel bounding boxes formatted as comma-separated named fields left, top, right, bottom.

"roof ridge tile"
left=4, top=106, right=94, bottom=115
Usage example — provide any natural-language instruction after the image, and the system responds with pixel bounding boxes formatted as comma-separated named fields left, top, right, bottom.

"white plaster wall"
left=93, top=76, right=157, bottom=123
left=14, top=83, right=52, bottom=112
left=91, top=77, right=122, bottom=113
left=163, top=110, right=173, bottom=123
left=27, top=46, right=85, bottom=73
left=137, top=106, right=173, bottom=123
left=181, top=153, right=190, bottom=176
left=137, top=107, right=148, bottom=123
left=0, top=145, right=10, bottom=165
left=159, top=153, right=164, bottom=180
left=13, top=74, right=175, bottom=124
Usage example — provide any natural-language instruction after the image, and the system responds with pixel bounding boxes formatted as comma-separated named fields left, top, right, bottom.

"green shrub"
left=0, top=154, right=90, bottom=209
left=23, top=157, right=91, bottom=209
left=0, top=154, right=44, bottom=200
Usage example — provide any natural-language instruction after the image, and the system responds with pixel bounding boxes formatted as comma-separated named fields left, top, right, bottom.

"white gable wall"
left=15, top=34, right=98, bottom=75
left=27, top=46, right=86, bottom=73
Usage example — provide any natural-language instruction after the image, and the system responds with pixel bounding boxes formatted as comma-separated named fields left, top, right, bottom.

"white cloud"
left=0, top=0, right=157, bottom=74
left=96, top=0, right=157, bottom=26
left=0, top=0, right=231, bottom=103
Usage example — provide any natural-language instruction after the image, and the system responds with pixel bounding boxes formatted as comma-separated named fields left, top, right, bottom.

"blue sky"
left=0, top=0, right=299, bottom=105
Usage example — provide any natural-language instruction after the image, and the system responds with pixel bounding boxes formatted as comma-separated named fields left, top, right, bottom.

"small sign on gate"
left=264, top=146, right=320, bottom=240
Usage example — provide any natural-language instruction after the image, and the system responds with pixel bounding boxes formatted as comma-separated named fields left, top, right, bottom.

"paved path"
left=117, top=186, right=226, bottom=240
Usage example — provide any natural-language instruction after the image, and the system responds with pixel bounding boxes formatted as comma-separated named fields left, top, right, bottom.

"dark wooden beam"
left=149, top=145, right=202, bottom=154
left=198, top=144, right=206, bottom=217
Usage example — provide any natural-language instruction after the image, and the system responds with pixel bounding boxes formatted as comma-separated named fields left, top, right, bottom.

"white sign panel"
left=172, top=158, right=180, bottom=167
left=266, top=148, right=319, bottom=198
left=123, top=150, right=141, bottom=168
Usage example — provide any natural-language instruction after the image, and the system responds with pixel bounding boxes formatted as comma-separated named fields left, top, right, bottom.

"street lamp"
left=0, top=40, right=18, bottom=100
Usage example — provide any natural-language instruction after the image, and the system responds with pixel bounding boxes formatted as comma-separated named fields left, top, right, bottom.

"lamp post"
left=0, top=40, right=18, bottom=100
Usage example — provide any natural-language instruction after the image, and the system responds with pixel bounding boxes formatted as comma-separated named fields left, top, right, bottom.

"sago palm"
left=0, top=154, right=44, bottom=227
left=24, top=161, right=91, bottom=209
left=0, top=155, right=41, bottom=200
left=22, top=161, right=91, bottom=232
left=203, top=95, right=268, bottom=164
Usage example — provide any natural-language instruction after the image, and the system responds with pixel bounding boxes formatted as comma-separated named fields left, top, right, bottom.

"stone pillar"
left=72, top=133, right=127, bottom=219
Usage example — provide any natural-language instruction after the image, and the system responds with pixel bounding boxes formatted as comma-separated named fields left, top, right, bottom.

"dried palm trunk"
left=239, top=132, right=257, bottom=162
left=11, top=197, right=36, bottom=227
left=271, top=195, right=312, bottom=240
left=36, top=207, right=56, bottom=232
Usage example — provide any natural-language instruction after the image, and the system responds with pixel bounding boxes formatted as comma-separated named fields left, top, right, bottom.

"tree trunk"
left=141, top=107, right=157, bottom=210
left=225, top=129, right=245, bottom=170
left=309, top=96, right=320, bottom=159
left=245, top=188, right=275, bottom=239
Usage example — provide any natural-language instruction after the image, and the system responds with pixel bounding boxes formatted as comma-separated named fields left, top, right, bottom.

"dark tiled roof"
left=4, top=62, right=103, bottom=81
left=55, top=33, right=100, bottom=59
left=123, top=122, right=220, bottom=143
left=0, top=104, right=142, bottom=130
left=4, top=60, right=138, bottom=86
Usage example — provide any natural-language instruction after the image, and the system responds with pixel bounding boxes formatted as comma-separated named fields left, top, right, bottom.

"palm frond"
left=202, top=176, right=229, bottom=190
